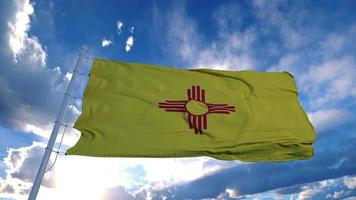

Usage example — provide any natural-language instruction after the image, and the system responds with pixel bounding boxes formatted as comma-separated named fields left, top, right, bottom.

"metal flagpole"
left=28, top=46, right=88, bottom=200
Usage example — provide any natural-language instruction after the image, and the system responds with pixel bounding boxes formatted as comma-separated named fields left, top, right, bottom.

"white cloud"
left=301, top=57, right=356, bottom=108
left=7, top=0, right=33, bottom=59
left=23, top=123, right=51, bottom=138
left=270, top=176, right=356, bottom=200
left=56, top=157, right=227, bottom=199
left=333, top=190, right=344, bottom=199
left=297, top=186, right=321, bottom=200
left=68, top=104, right=81, bottom=116
left=252, top=0, right=309, bottom=50
left=0, top=142, right=55, bottom=199
left=291, top=176, right=356, bottom=200
left=0, top=0, right=75, bottom=134
left=267, top=23, right=356, bottom=111
left=125, top=36, right=134, bottom=52
left=129, top=26, right=135, bottom=34
left=215, top=188, right=241, bottom=200
left=100, top=158, right=234, bottom=200
left=225, top=188, right=239, bottom=198
left=0, top=140, right=232, bottom=200
left=7, top=0, right=46, bottom=66
left=19, top=114, right=81, bottom=147
left=268, top=53, right=302, bottom=75
left=104, top=185, right=143, bottom=200
left=64, top=72, right=72, bottom=81
left=307, top=109, right=351, bottom=132
left=21, top=122, right=81, bottom=147
left=101, top=38, right=113, bottom=47
left=165, top=2, right=257, bottom=70
left=117, top=20, right=124, bottom=35
left=319, top=34, right=347, bottom=57
left=344, top=176, right=356, bottom=189
left=167, top=6, right=200, bottom=63
left=271, top=37, right=355, bottom=112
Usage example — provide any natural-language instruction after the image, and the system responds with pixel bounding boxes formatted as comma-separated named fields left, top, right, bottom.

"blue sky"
left=0, top=0, right=356, bottom=199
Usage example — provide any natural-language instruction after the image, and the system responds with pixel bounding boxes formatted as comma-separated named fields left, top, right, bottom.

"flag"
left=66, top=58, right=316, bottom=162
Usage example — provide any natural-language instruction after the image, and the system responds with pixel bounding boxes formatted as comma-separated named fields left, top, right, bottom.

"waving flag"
left=66, top=58, right=316, bottom=162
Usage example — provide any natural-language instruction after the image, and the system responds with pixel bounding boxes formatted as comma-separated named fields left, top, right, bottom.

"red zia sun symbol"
left=158, top=85, right=236, bottom=134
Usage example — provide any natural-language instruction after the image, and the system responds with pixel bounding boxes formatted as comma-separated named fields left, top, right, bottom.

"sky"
left=0, top=0, right=355, bottom=199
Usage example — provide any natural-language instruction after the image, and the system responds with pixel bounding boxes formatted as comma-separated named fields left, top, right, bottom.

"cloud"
left=68, top=104, right=81, bottom=116
left=344, top=176, right=356, bottom=189
left=103, top=185, right=144, bottom=200
left=52, top=157, right=231, bottom=200
left=22, top=123, right=52, bottom=138
left=101, top=38, right=113, bottom=47
left=0, top=183, right=15, bottom=193
left=117, top=20, right=124, bottom=35
left=143, top=120, right=356, bottom=200
left=294, top=176, right=356, bottom=200
left=149, top=163, right=356, bottom=200
left=242, top=176, right=356, bottom=200
left=224, top=188, right=239, bottom=199
left=162, top=2, right=257, bottom=70
left=129, top=26, right=135, bottom=34
left=307, top=109, right=352, bottom=132
left=159, top=0, right=327, bottom=71
left=7, top=1, right=46, bottom=66
left=262, top=11, right=356, bottom=112
left=105, top=22, right=136, bottom=51
left=64, top=72, right=72, bottom=81
left=268, top=53, right=303, bottom=76
left=125, top=36, right=134, bottom=52
left=0, top=0, right=79, bottom=139
left=0, top=140, right=232, bottom=199
left=300, top=56, right=356, bottom=109
left=0, top=142, right=56, bottom=199
left=7, top=0, right=42, bottom=64
left=297, top=186, right=321, bottom=200
left=252, top=0, right=311, bottom=51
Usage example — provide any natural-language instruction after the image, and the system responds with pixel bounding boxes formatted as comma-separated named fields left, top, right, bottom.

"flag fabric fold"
left=66, top=58, right=316, bottom=162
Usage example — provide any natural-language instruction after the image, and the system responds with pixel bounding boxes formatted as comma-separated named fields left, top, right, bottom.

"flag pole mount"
left=28, top=46, right=88, bottom=200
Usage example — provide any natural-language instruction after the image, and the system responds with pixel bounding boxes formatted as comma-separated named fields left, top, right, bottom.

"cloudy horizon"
left=0, top=0, right=355, bottom=199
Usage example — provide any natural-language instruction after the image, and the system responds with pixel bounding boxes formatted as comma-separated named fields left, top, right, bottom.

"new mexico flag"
left=66, top=58, right=316, bottom=162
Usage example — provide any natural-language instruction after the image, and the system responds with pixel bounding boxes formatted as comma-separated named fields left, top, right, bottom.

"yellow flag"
left=66, top=58, right=316, bottom=162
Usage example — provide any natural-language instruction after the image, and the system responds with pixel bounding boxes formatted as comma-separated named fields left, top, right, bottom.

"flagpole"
left=28, top=46, right=88, bottom=200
